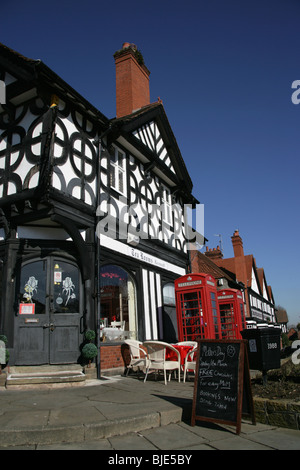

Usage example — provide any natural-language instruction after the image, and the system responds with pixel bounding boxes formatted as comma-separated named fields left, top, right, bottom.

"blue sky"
left=1, top=0, right=300, bottom=326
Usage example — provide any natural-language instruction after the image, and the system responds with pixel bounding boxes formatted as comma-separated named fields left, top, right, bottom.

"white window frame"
left=161, top=184, right=172, bottom=226
left=109, top=145, right=127, bottom=196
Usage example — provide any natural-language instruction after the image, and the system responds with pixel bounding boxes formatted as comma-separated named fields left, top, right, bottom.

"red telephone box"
left=217, top=289, right=246, bottom=340
left=175, top=273, right=221, bottom=342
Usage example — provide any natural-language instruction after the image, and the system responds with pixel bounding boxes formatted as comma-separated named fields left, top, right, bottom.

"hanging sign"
left=191, top=339, right=255, bottom=435
left=19, top=303, right=35, bottom=315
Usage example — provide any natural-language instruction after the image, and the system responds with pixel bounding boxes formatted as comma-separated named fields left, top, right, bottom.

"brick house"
left=205, top=230, right=276, bottom=325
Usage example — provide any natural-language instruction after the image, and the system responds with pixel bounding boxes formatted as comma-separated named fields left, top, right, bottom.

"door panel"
left=50, top=316, right=81, bottom=363
left=15, top=258, right=82, bottom=365
left=17, top=322, right=49, bottom=364
left=50, top=260, right=81, bottom=363
left=15, top=260, right=49, bottom=364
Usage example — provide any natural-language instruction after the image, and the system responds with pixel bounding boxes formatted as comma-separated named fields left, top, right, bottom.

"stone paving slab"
left=0, top=375, right=299, bottom=450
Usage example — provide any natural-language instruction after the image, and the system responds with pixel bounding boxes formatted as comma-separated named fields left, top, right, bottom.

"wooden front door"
left=15, top=258, right=83, bottom=365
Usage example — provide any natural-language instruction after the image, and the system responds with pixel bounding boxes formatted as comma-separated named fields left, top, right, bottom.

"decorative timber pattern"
left=52, top=107, right=97, bottom=205
left=0, top=101, right=47, bottom=197
left=99, top=145, right=187, bottom=253
left=0, top=69, right=98, bottom=207
left=0, top=70, right=187, bottom=252
left=133, top=121, right=176, bottom=174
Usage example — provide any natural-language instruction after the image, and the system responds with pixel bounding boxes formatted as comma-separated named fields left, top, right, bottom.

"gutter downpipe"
left=93, top=125, right=112, bottom=379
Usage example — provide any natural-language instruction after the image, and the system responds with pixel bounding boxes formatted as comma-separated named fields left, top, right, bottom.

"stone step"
left=6, top=365, right=86, bottom=387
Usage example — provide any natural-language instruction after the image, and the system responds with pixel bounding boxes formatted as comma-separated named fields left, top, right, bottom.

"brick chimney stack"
left=204, top=245, right=223, bottom=260
left=231, top=230, right=244, bottom=257
left=114, top=43, right=150, bottom=118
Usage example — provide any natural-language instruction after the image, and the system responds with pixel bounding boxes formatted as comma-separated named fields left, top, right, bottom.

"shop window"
left=162, top=282, right=178, bottom=343
left=100, top=265, right=137, bottom=341
left=163, top=283, right=175, bottom=306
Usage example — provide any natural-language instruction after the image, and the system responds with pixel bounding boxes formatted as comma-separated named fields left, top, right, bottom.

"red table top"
left=165, top=344, right=193, bottom=365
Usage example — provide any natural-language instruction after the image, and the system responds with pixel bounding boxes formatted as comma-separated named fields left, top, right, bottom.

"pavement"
left=0, top=373, right=299, bottom=451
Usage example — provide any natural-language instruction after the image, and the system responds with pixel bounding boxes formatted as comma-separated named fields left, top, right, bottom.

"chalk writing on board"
left=192, top=339, right=256, bottom=435
left=195, top=342, right=240, bottom=421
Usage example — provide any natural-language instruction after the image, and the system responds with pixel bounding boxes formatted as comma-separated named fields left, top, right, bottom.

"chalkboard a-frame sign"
left=191, top=339, right=256, bottom=435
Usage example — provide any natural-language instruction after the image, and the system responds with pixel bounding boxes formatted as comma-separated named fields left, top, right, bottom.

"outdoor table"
left=165, top=344, right=193, bottom=366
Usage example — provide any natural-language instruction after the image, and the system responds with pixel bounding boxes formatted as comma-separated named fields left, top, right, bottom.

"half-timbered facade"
left=0, top=42, right=197, bottom=367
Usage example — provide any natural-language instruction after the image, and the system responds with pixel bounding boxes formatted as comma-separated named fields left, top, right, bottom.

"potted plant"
left=82, top=343, right=98, bottom=368
left=0, top=334, right=9, bottom=372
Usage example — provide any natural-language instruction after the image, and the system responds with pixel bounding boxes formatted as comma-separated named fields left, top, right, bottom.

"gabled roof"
left=257, top=267, right=270, bottom=302
left=210, top=230, right=275, bottom=307
left=276, top=308, right=288, bottom=324
left=214, top=253, right=276, bottom=305
left=0, top=42, right=109, bottom=127
left=0, top=42, right=197, bottom=205
left=214, top=254, right=258, bottom=291
left=111, top=101, right=196, bottom=201
left=191, top=250, right=240, bottom=287
left=267, top=285, right=275, bottom=304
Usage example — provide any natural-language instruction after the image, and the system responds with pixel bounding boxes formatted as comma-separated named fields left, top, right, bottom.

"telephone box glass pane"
left=210, top=292, right=220, bottom=338
left=180, top=291, right=207, bottom=341
left=220, top=303, right=235, bottom=339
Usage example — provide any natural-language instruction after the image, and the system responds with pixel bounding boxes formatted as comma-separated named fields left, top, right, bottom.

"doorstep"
left=5, top=364, right=86, bottom=388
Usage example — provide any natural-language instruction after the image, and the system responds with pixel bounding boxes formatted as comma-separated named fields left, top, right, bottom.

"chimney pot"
left=204, top=245, right=223, bottom=260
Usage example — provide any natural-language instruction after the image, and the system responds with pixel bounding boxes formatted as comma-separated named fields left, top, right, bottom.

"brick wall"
left=100, top=344, right=130, bottom=371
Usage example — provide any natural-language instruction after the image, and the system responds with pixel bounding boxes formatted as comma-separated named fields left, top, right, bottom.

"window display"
left=100, top=265, right=137, bottom=341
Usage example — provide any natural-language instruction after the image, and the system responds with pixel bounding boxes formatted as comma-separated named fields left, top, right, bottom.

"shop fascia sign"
left=128, top=246, right=167, bottom=269
left=100, top=234, right=185, bottom=276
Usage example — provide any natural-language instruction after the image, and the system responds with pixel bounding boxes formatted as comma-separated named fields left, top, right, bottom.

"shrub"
left=0, top=335, right=8, bottom=344
left=84, top=330, right=96, bottom=342
left=82, top=343, right=98, bottom=361
left=0, top=334, right=9, bottom=365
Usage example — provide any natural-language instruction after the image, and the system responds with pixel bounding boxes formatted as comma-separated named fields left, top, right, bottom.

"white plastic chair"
left=124, top=339, right=149, bottom=376
left=183, top=345, right=198, bottom=382
left=176, top=341, right=198, bottom=348
left=143, top=341, right=181, bottom=385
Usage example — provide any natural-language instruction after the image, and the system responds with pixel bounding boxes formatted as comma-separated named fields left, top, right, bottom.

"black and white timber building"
left=0, top=42, right=199, bottom=366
